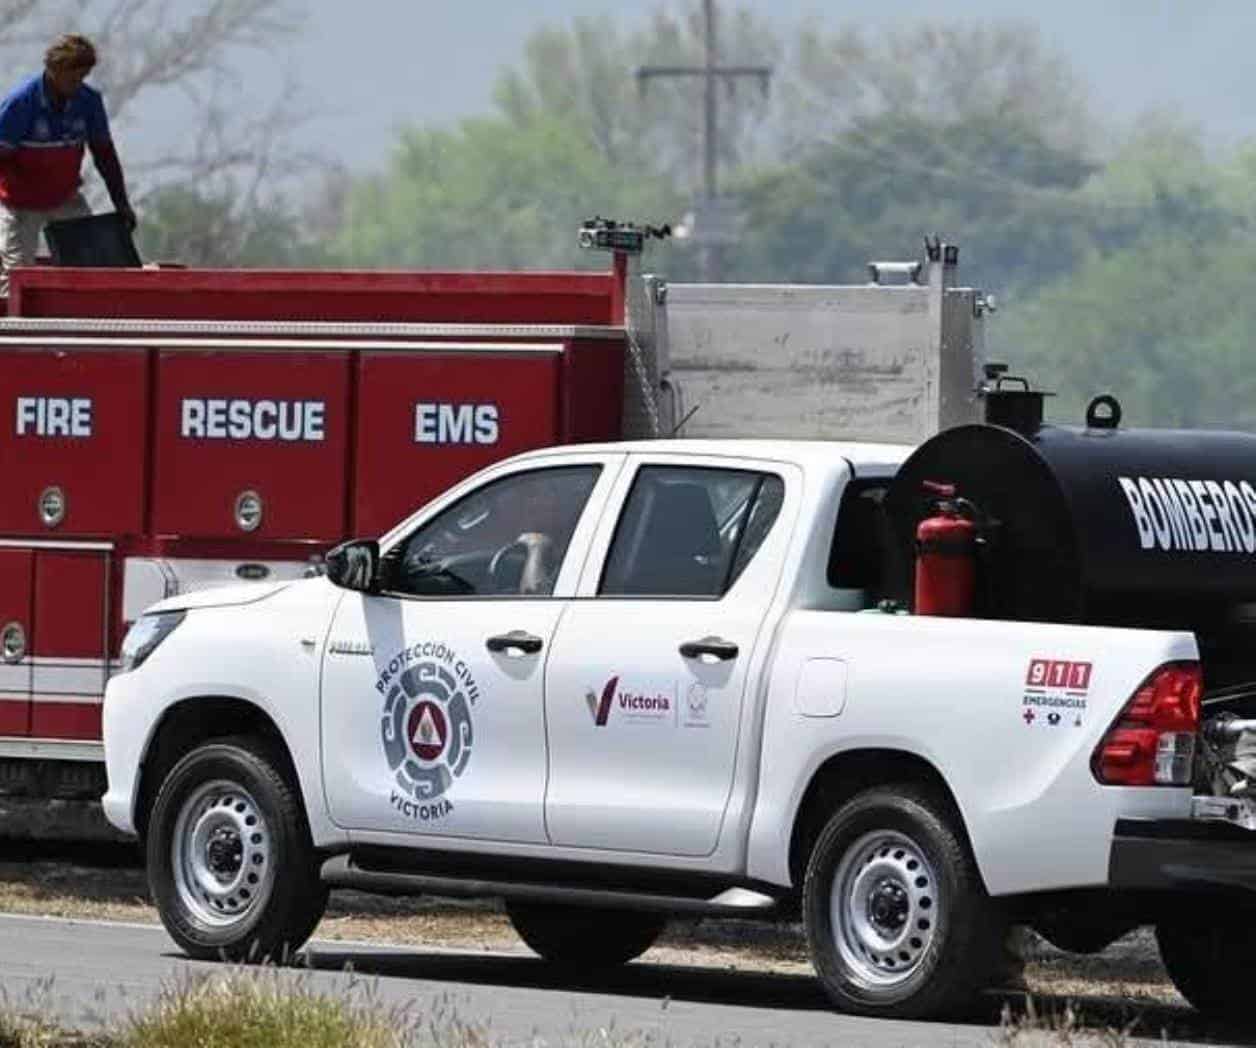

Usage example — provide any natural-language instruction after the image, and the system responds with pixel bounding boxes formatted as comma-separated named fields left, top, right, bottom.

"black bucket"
left=44, top=212, right=141, bottom=268
left=979, top=366, right=1052, bottom=436
left=983, top=386, right=1048, bottom=435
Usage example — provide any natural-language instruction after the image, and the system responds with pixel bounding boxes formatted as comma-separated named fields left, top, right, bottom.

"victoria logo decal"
left=586, top=675, right=675, bottom=726
left=585, top=676, right=618, bottom=726
left=377, top=642, right=479, bottom=822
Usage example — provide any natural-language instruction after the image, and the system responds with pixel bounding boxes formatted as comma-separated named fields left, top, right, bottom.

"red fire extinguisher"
left=915, top=481, right=978, bottom=617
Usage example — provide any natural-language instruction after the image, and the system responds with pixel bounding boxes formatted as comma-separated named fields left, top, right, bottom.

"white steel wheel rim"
left=171, top=779, right=275, bottom=929
left=831, top=829, right=940, bottom=990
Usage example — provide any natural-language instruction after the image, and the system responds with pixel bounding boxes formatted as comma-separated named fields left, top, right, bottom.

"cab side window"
left=600, top=466, right=785, bottom=598
left=387, top=466, right=600, bottom=598
left=827, top=479, right=891, bottom=592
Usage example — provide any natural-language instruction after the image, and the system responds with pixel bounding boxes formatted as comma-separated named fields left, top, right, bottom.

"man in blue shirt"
left=0, top=35, right=135, bottom=296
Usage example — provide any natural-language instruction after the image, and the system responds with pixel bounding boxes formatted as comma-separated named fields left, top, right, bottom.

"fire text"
left=16, top=397, right=92, bottom=437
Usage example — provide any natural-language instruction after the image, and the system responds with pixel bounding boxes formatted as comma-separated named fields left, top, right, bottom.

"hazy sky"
left=92, top=0, right=1256, bottom=177
left=273, top=0, right=1256, bottom=169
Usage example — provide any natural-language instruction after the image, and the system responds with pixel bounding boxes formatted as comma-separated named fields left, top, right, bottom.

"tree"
left=493, top=8, right=779, bottom=190
left=332, top=114, right=680, bottom=271
left=987, top=113, right=1256, bottom=431
left=731, top=107, right=1097, bottom=288
left=711, top=19, right=1117, bottom=289
left=775, top=19, right=1094, bottom=157
left=136, top=183, right=327, bottom=267
left=1002, top=235, right=1256, bottom=431
left=1079, top=113, right=1237, bottom=252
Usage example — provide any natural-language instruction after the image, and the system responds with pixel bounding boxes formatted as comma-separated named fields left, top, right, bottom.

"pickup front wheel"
left=146, top=736, right=328, bottom=962
left=804, top=785, right=1000, bottom=1019
left=507, top=901, right=665, bottom=967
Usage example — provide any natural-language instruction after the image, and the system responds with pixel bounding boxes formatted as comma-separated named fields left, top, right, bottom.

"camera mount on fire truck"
left=578, top=217, right=672, bottom=255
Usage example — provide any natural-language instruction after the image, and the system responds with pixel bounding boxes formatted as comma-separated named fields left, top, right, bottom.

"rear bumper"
left=1109, top=817, right=1256, bottom=894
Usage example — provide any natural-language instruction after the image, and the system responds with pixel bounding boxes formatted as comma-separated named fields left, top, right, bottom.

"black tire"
left=1157, top=914, right=1256, bottom=1020
left=146, top=735, right=328, bottom=962
left=803, top=784, right=1001, bottom=1020
left=506, top=901, right=665, bottom=967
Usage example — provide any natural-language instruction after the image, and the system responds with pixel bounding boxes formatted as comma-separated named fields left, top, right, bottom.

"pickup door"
left=543, top=455, right=798, bottom=856
left=319, top=453, right=619, bottom=842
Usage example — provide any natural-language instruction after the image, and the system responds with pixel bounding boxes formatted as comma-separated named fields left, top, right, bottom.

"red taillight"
left=1092, top=662, right=1202, bottom=787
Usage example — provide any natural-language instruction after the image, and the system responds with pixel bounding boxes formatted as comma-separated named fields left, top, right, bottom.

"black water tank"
left=884, top=408, right=1256, bottom=629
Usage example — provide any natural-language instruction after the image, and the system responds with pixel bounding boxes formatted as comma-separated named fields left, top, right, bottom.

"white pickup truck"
left=101, top=437, right=1230, bottom=1020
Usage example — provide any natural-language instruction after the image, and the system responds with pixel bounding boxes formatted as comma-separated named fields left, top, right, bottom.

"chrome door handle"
left=679, top=635, right=738, bottom=662
left=486, top=630, right=544, bottom=656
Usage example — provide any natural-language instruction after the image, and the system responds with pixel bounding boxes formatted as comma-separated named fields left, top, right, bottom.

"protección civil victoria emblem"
left=377, top=642, right=479, bottom=823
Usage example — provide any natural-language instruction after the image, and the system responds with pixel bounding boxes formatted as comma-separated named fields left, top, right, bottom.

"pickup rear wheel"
left=804, top=784, right=1000, bottom=1019
left=1157, top=913, right=1254, bottom=1018
left=506, top=901, right=664, bottom=968
left=146, top=736, right=328, bottom=962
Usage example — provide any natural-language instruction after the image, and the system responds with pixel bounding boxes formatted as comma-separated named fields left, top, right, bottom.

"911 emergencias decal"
left=377, top=642, right=479, bottom=823
left=1022, top=658, right=1091, bottom=728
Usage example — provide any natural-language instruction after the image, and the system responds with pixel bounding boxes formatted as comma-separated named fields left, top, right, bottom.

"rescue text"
left=180, top=398, right=326, bottom=442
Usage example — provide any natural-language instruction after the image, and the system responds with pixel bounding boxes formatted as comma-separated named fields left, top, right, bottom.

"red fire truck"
left=0, top=242, right=661, bottom=831
left=0, top=230, right=986, bottom=836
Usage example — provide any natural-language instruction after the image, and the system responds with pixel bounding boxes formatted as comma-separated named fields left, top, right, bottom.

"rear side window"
left=828, top=479, right=891, bottom=589
left=600, top=466, right=785, bottom=598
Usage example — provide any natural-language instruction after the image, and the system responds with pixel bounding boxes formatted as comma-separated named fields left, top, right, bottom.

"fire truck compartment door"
left=0, top=347, right=148, bottom=536
left=352, top=347, right=562, bottom=536
left=152, top=349, right=350, bottom=540
left=0, top=549, right=34, bottom=737
left=31, top=550, right=109, bottom=741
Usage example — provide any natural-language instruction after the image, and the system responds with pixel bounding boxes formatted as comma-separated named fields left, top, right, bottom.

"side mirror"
left=325, top=539, right=380, bottom=593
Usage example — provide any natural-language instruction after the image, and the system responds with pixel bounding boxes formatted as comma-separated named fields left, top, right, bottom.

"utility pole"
left=636, top=0, right=771, bottom=281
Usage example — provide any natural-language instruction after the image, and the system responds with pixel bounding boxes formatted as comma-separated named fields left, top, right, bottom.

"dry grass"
left=993, top=998, right=1135, bottom=1047
left=0, top=979, right=105, bottom=1048
left=0, top=1011, right=61, bottom=1048
left=0, top=970, right=486, bottom=1048
left=120, top=972, right=405, bottom=1048
left=0, top=861, right=150, bottom=923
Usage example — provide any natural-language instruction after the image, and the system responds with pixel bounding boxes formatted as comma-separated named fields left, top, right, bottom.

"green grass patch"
left=120, top=973, right=404, bottom=1048
left=0, top=971, right=498, bottom=1048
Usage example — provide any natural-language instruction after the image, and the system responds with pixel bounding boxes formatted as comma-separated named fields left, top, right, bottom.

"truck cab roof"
left=507, top=438, right=915, bottom=479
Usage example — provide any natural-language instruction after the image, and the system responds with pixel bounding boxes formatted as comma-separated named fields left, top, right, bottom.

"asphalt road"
left=0, top=913, right=1241, bottom=1047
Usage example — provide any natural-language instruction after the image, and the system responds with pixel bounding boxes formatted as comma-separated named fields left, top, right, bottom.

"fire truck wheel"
left=803, top=784, right=1000, bottom=1020
left=1156, top=914, right=1253, bottom=1019
left=506, top=901, right=665, bottom=967
left=146, top=736, right=328, bottom=963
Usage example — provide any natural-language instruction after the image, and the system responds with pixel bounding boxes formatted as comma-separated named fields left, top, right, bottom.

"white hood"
left=146, top=580, right=295, bottom=615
